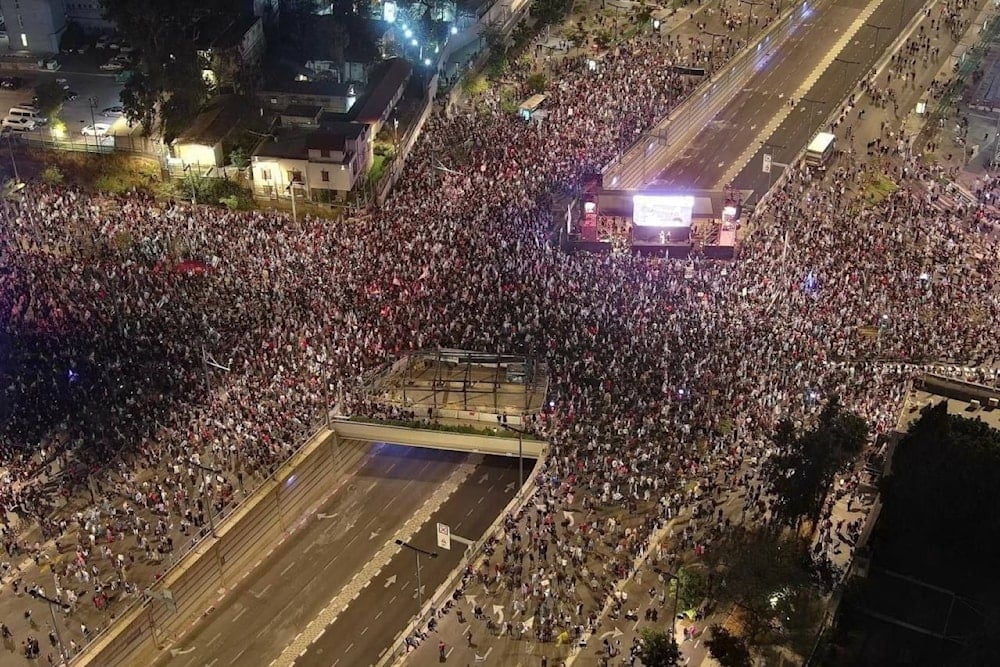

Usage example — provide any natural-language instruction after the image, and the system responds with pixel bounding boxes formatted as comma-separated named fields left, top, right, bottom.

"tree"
left=705, top=625, right=752, bottom=667
left=102, top=0, right=243, bottom=139
left=638, top=627, right=681, bottom=667
left=33, top=81, right=65, bottom=118
left=229, top=147, right=250, bottom=170
left=671, top=565, right=708, bottom=612
left=763, top=398, right=868, bottom=529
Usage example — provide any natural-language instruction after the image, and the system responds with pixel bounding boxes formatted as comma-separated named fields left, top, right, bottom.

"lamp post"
left=29, top=589, right=70, bottom=662
left=183, top=164, right=197, bottom=205
left=865, top=22, right=890, bottom=49
left=833, top=56, right=860, bottom=86
left=497, top=415, right=527, bottom=492
left=394, top=539, right=438, bottom=612
left=3, top=130, right=19, bottom=184
left=190, top=460, right=223, bottom=538
left=286, top=180, right=303, bottom=223
left=88, top=96, right=99, bottom=148
left=739, top=0, right=765, bottom=43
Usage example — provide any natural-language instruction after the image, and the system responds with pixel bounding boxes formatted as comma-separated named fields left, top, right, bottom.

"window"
left=20, top=34, right=28, bottom=48
left=320, top=149, right=328, bottom=158
left=320, top=170, right=329, bottom=182
left=289, top=170, right=303, bottom=183
left=17, top=14, right=24, bottom=28
left=261, top=169, right=271, bottom=181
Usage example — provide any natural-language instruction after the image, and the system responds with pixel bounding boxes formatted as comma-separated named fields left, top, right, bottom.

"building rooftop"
left=174, top=95, right=244, bottom=146
left=350, top=57, right=411, bottom=125
left=282, top=104, right=322, bottom=119
left=261, top=78, right=357, bottom=97
left=253, top=122, right=367, bottom=160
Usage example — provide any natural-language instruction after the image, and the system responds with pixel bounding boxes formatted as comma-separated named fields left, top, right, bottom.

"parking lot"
left=0, top=60, right=131, bottom=147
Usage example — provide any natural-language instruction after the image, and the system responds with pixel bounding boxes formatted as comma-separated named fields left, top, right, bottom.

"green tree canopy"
left=102, top=0, right=244, bottom=140
left=638, top=627, right=681, bottom=667
left=705, top=625, right=752, bottom=667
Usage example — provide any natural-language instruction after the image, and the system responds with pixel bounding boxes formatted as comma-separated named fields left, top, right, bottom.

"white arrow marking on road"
left=493, top=604, right=505, bottom=625
left=478, top=473, right=488, bottom=484
left=466, top=594, right=477, bottom=608
left=369, top=530, right=379, bottom=540
left=523, top=615, right=535, bottom=630
left=564, top=510, right=576, bottom=527
left=598, top=628, right=624, bottom=641
left=169, top=646, right=195, bottom=656
left=384, top=574, right=397, bottom=588
left=505, top=481, right=516, bottom=493
left=316, top=512, right=338, bottom=520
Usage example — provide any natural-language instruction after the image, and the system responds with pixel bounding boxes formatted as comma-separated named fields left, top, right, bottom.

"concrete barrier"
left=331, top=419, right=546, bottom=458
left=74, top=427, right=344, bottom=667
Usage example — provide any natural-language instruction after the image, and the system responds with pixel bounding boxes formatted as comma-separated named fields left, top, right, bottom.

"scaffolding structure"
left=364, top=348, right=549, bottom=418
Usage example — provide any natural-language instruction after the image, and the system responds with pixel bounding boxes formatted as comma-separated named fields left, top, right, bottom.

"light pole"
left=394, top=539, right=438, bottom=612
left=190, top=460, right=223, bottom=538
left=865, top=22, right=890, bottom=49
left=663, top=571, right=681, bottom=643
left=739, top=0, right=765, bottom=44
left=183, top=164, right=197, bottom=205
left=88, top=96, right=99, bottom=148
left=29, top=589, right=70, bottom=662
left=497, top=415, right=527, bottom=492
left=286, top=180, right=303, bottom=223
left=833, top=56, right=860, bottom=86
left=3, top=130, right=19, bottom=184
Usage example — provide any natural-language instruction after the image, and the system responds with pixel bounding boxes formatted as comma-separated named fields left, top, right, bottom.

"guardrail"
left=332, top=419, right=547, bottom=458
left=73, top=420, right=340, bottom=666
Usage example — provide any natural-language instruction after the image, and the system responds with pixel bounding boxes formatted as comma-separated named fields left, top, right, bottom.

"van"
left=8, top=107, right=47, bottom=124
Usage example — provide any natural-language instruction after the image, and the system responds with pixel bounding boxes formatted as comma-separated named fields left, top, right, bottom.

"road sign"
left=762, top=153, right=772, bottom=174
left=436, top=523, right=451, bottom=550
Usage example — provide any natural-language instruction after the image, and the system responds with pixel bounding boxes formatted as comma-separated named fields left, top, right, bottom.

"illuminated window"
left=261, top=169, right=271, bottom=180
left=20, top=33, right=28, bottom=48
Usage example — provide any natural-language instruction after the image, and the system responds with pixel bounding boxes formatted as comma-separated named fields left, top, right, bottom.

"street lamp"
left=29, top=589, right=70, bottom=661
left=865, top=22, right=890, bottom=49
left=285, top=180, right=304, bottom=223
left=190, top=459, right=223, bottom=538
left=739, top=0, right=765, bottom=43
left=394, top=539, right=438, bottom=612
left=182, top=164, right=197, bottom=205
left=497, top=415, right=527, bottom=493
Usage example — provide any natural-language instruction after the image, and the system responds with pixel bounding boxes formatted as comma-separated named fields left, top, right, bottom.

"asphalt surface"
left=158, top=440, right=471, bottom=667
left=294, top=456, right=523, bottom=667
left=631, top=0, right=923, bottom=191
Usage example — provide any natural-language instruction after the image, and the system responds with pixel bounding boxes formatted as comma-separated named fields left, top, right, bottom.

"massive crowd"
left=0, top=1, right=998, bottom=663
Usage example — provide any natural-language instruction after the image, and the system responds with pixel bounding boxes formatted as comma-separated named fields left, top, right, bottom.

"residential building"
left=197, top=14, right=266, bottom=93
left=257, top=79, right=358, bottom=114
left=171, top=94, right=245, bottom=168
left=0, top=0, right=66, bottom=53
left=350, top=56, right=410, bottom=135
left=251, top=121, right=370, bottom=200
left=64, top=1, right=112, bottom=32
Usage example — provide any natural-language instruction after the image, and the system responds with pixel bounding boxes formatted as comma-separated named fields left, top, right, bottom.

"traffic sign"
left=436, top=523, right=451, bottom=550
left=762, top=153, right=772, bottom=174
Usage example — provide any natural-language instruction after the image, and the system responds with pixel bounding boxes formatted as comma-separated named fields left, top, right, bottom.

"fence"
left=75, top=418, right=343, bottom=667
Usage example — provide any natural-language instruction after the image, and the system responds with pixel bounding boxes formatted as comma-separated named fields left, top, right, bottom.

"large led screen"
left=632, top=195, right=695, bottom=227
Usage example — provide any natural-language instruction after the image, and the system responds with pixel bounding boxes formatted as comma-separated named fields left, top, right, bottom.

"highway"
left=293, top=456, right=522, bottom=667
left=609, top=0, right=924, bottom=191
left=159, top=441, right=520, bottom=667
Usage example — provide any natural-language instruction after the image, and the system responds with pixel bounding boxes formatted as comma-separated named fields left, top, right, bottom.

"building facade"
left=0, top=0, right=67, bottom=53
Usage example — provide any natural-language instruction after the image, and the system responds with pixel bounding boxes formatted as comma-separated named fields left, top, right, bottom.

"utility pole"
left=190, top=460, right=223, bottom=538
left=394, top=539, right=438, bottom=612
left=740, top=0, right=765, bottom=44
left=29, top=589, right=70, bottom=662
left=865, top=22, right=890, bottom=49
left=183, top=164, right=197, bottom=205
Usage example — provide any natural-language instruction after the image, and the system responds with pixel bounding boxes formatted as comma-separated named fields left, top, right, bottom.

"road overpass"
left=605, top=0, right=926, bottom=192
left=331, top=419, right=547, bottom=458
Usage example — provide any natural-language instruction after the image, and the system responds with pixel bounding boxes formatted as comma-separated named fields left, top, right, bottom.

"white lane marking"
left=232, top=608, right=247, bottom=623
left=375, top=610, right=383, bottom=620
left=252, top=583, right=272, bottom=599
left=361, top=626, right=369, bottom=635
left=207, top=632, right=222, bottom=647
left=446, top=647, right=455, bottom=658
left=207, top=660, right=218, bottom=667
left=281, top=561, right=296, bottom=577
left=229, top=649, right=246, bottom=665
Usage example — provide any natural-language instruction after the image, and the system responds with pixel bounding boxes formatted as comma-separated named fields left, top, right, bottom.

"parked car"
left=62, top=90, right=78, bottom=102
left=1, top=116, right=36, bottom=132
left=0, top=77, right=24, bottom=90
left=101, top=105, right=124, bottom=118
left=81, top=123, right=110, bottom=137
left=55, top=77, right=70, bottom=90
left=100, top=61, right=125, bottom=72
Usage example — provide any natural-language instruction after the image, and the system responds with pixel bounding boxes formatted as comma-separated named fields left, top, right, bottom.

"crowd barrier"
left=74, top=427, right=341, bottom=667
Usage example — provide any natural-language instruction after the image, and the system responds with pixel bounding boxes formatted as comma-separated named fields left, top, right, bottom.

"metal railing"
left=71, top=411, right=327, bottom=663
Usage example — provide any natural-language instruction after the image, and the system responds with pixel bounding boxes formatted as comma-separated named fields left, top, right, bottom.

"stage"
left=561, top=184, right=749, bottom=259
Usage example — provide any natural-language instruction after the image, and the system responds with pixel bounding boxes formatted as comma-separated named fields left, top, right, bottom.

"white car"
left=100, top=61, right=125, bottom=72
left=81, top=123, right=111, bottom=137
left=2, top=116, right=36, bottom=131
left=101, top=105, right=124, bottom=118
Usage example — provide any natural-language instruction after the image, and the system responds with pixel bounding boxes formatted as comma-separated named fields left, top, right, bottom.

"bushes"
left=40, top=165, right=64, bottom=186
left=179, top=175, right=255, bottom=210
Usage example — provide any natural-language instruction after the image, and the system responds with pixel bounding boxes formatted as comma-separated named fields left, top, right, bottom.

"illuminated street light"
left=450, top=25, right=458, bottom=34
left=411, top=38, right=418, bottom=46
left=404, top=28, right=413, bottom=38
left=423, top=58, right=431, bottom=66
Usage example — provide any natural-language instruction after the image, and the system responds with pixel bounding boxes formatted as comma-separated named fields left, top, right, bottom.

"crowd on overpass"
left=1, top=0, right=999, bottom=662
